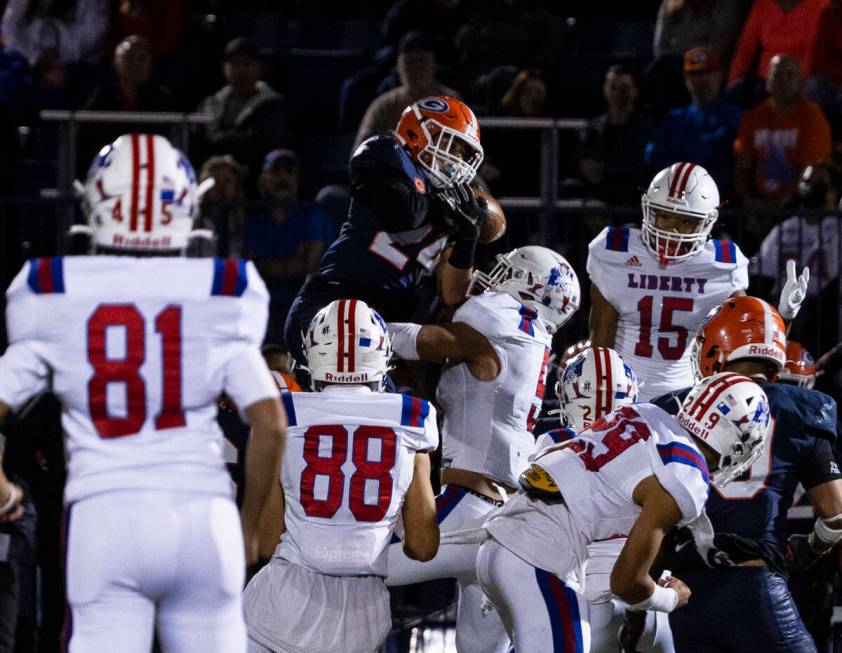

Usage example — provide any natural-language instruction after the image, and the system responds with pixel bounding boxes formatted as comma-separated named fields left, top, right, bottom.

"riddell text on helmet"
left=747, top=345, right=785, bottom=362
left=113, top=234, right=173, bottom=248
left=324, top=372, right=370, bottom=383
left=678, top=413, right=710, bottom=440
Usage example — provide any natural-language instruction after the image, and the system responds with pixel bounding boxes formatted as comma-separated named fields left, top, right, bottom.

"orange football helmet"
left=779, top=340, right=817, bottom=389
left=395, top=96, right=483, bottom=188
left=692, top=296, right=787, bottom=380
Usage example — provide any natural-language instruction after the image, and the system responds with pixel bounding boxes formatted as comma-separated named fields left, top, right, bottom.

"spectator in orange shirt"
left=734, top=54, right=832, bottom=211
left=727, top=0, right=826, bottom=107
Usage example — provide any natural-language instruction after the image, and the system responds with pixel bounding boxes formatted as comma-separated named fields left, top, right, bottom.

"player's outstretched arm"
left=389, top=321, right=500, bottom=381
left=241, top=397, right=287, bottom=565
left=588, top=282, right=618, bottom=348
left=611, top=476, right=690, bottom=611
left=401, top=452, right=439, bottom=562
left=0, top=402, right=23, bottom=523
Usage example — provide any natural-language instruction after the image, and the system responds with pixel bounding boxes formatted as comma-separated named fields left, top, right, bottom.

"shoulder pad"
left=350, top=134, right=427, bottom=189
left=766, top=384, right=837, bottom=443
left=520, top=463, right=563, bottom=502
left=603, top=226, right=630, bottom=252
left=710, top=239, right=738, bottom=264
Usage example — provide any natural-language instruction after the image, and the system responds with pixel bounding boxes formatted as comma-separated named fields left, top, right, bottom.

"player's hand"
left=778, top=260, right=809, bottom=320
left=434, top=182, right=484, bottom=241
left=0, top=483, right=23, bottom=522
left=786, top=533, right=826, bottom=570
left=618, top=609, right=645, bottom=652
left=659, top=575, right=691, bottom=608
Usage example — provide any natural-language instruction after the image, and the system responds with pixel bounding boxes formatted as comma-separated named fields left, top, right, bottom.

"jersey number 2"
left=87, top=304, right=185, bottom=438
left=300, top=425, right=396, bottom=522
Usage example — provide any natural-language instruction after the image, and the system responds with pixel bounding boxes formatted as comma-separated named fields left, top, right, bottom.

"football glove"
left=786, top=533, right=822, bottom=570
left=778, top=260, right=809, bottom=320
left=433, top=182, right=484, bottom=241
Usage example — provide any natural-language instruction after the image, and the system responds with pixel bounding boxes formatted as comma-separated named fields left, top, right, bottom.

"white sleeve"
left=420, top=402, right=439, bottom=451
left=586, top=228, right=614, bottom=299
left=0, top=263, right=49, bottom=409
left=221, top=345, right=279, bottom=412
left=453, top=293, right=509, bottom=340
left=236, top=262, right=271, bottom=345
left=0, top=343, right=50, bottom=410
left=730, top=245, right=750, bottom=294
left=655, top=462, right=709, bottom=526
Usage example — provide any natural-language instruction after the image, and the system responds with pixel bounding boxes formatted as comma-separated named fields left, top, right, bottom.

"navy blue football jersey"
left=317, top=135, right=449, bottom=295
left=653, top=382, right=839, bottom=550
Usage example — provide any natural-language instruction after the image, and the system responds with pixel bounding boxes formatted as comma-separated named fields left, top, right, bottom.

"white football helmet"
left=641, top=162, right=720, bottom=264
left=305, top=299, right=392, bottom=390
left=79, top=133, right=200, bottom=253
left=677, top=372, right=771, bottom=487
left=470, top=245, right=581, bottom=333
left=556, top=347, right=638, bottom=431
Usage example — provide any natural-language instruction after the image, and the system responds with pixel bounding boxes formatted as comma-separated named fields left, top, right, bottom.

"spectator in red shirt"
left=805, top=0, right=842, bottom=146
left=734, top=54, right=832, bottom=212
left=727, top=0, right=827, bottom=107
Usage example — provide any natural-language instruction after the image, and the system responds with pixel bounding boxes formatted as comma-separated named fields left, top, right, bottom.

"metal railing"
left=39, top=111, right=213, bottom=198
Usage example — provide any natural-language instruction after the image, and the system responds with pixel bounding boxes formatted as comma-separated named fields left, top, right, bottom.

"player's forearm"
left=241, top=400, right=287, bottom=536
left=438, top=262, right=471, bottom=306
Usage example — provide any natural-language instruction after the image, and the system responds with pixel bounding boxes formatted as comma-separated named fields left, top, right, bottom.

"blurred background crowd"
left=2, top=0, right=842, bottom=650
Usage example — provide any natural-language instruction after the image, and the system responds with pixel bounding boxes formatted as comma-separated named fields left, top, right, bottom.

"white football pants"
left=64, top=489, right=246, bottom=653
left=477, top=537, right=591, bottom=653
left=386, top=485, right=510, bottom=653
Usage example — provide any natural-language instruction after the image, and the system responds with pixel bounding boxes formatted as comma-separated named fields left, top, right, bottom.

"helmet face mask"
left=396, top=96, right=483, bottom=188
left=692, top=297, right=787, bottom=382
left=82, top=133, right=200, bottom=254
left=677, top=372, right=771, bottom=487
left=304, top=299, right=392, bottom=391
left=641, top=162, right=719, bottom=265
left=469, top=246, right=581, bottom=334
left=556, top=347, right=638, bottom=431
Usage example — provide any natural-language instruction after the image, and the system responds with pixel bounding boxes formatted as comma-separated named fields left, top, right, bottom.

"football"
left=473, top=187, right=507, bottom=244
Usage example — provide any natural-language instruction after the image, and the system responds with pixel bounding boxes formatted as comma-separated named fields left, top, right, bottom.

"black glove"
left=787, top=533, right=824, bottom=570
left=433, top=182, right=484, bottom=241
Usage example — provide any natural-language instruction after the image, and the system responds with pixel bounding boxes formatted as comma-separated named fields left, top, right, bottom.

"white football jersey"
left=485, top=403, right=709, bottom=575
left=277, top=386, right=438, bottom=577
left=587, top=226, right=748, bottom=400
left=0, top=256, right=278, bottom=504
left=438, top=291, right=552, bottom=488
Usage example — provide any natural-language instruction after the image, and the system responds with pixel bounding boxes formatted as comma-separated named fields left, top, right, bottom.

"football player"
left=534, top=348, right=670, bottom=653
left=0, top=134, right=287, bottom=652
left=386, top=246, right=581, bottom=653
left=477, top=372, right=770, bottom=653
left=651, top=297, right=842, bottom=652
left=243, top=299, right=439, bottom=653
left=589, top=162, right=755, bottom=401
left=284, top=95, right=486, bottom=364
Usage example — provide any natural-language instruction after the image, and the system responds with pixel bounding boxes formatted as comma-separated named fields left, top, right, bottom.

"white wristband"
left=387, top=322, right=422, bottom=361
left=0, top=484, right=20, bottom=516
left=628, top=584, right=679, bottom=613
